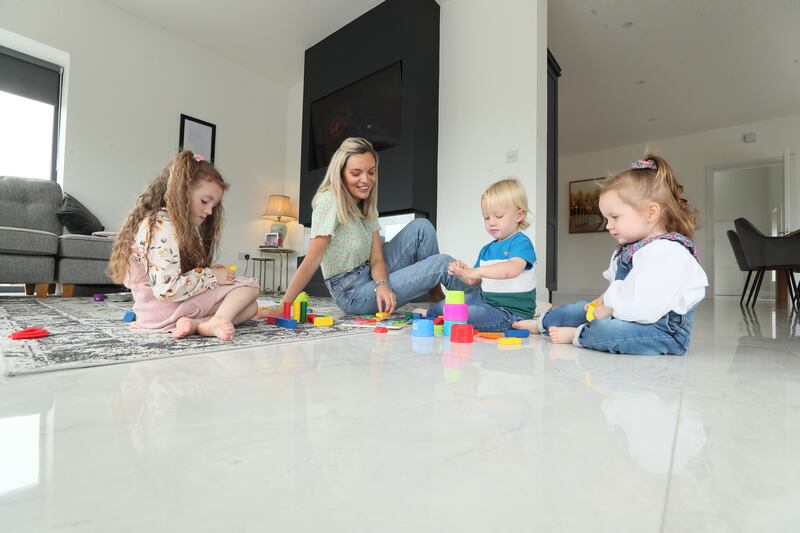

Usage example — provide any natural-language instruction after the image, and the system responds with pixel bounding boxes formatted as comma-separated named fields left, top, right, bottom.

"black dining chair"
left=734, top=218, right=800, bottom=309
left=726, top=230, right=758, bottom=305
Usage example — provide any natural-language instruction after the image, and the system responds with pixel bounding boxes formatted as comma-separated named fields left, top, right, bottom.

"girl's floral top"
left=131, top=209, right=217, bottom=301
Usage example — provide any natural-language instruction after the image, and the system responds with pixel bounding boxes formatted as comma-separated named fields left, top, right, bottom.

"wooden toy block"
left=313, top=316, right=333, bottom=327
left=306, top=313, right=316, bottom=324
left=122, top=311, right=136, bottom=322
left=476, top=332, right=502, bottom=339
left=375, top=312, right=390, bottom=319
left=275, top=317, right=297, bottom=329
left=503, top=329, right=530, bottom=338
left=266, top=316, right=277, bottom=325
left=498, top=337, right=522, bottom=345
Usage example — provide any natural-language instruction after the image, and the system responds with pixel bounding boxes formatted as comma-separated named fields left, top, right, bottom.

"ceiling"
left=104, top=0, right=800, bottom=156
left=549, top=0, right=800, bottom=155
left=103, top=0, right=384, bottom=86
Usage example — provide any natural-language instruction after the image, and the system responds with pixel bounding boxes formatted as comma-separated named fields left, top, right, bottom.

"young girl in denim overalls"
left=513, top=154, right=708, bottom=355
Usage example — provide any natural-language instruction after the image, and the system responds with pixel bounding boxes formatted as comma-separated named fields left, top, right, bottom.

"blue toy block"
left=503, top=329, right=530, bottom=338
left=274, top=317, right=298, bottom=329
left=412, top=312, right=423, bottom=320
left=412, top=319, right=434, bottom=337
left=122, top=311, right=136, bottom=322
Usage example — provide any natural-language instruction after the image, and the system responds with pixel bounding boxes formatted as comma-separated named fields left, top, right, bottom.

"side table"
left=258, top=247, right=293, bottom=293
left=250, top=257, right=276, bottom=294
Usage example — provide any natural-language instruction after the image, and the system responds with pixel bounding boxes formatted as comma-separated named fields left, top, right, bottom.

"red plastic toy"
left=9, top=327, right=49, bottom=340
left=449, top=324, right=474, bottom=344
left=374, top=326, right=388, bottom=334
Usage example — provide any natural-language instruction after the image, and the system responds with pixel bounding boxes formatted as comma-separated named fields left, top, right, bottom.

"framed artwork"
left=569, top=178, right=607, bottom=234
left=263, top=232, right=280, bottom=247
left=179, top=114, right=216, bottom=162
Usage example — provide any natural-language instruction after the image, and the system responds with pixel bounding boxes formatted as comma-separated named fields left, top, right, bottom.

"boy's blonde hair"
left=312, top=137, right=379, bottom=225
left=481, top=178, right=530, bottom=230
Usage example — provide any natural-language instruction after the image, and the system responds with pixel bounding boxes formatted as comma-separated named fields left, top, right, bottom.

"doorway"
left=709, top=160, right=784, bottom=299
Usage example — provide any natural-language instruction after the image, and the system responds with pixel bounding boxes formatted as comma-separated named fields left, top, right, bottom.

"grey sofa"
left=0, top=176, right=116, bottom=297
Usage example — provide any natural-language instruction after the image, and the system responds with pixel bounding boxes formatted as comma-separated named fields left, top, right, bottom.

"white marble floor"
left=0, top=296, right=798, bottom=532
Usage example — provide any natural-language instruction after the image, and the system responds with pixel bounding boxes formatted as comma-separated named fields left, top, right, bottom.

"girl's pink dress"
left=124, top=210, right=258, bottom=333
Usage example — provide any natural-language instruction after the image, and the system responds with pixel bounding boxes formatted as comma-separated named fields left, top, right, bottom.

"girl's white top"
left=602, top=240, right=708, bottom=324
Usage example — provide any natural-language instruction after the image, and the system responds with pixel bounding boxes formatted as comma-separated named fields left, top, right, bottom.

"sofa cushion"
left=0, top=254, right=55, bottom=283
left=57, top=193, right=105, bottom=235
left=0, top=176, right=63, bottom=234
left=57, top=257, right=114, bottom=285
left=58, top=234, right=114, bottom=260
left=0, top=226, right=59, bottom=255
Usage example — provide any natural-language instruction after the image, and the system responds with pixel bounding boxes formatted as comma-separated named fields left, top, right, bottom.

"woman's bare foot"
left=512, top=319, right=540, bottom=334
left=172, top=317, right=199, bottom=339
left=197, top=317, right=235, bottom=341
left=548, top=326, right=577, bottom=344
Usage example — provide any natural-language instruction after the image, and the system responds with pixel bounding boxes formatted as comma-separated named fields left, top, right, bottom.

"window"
left=0, top=45, right=62, bottom=181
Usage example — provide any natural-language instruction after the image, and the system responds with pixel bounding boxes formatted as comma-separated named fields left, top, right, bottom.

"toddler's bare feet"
left=548, top=326, right=577, bottom=344
left=172, top=317, right=199, bottom=339
left=198, top=317, right=235, bottom=341
left=512, top=319, right=540, bottom=334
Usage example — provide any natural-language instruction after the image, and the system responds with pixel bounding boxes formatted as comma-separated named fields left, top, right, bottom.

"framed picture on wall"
left=569, top=178, right=607, bottom=234
left=179, top=114, right=216, bottom=162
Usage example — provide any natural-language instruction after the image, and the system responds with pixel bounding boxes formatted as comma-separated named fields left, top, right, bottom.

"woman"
left=281, top=137, right=462, bottom=315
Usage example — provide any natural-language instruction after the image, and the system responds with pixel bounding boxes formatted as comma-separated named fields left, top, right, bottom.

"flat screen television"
left=308, top=62, right=402, bottom=171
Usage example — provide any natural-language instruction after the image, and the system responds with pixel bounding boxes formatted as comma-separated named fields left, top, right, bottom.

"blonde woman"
left=281, top=137, right=459, bottom=315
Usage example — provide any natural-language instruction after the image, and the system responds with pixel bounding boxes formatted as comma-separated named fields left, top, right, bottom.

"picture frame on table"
left=569, top=177, right=607, bottom=234
left=263, top=232, right=280, bottom=248
left=179, top=114, right=216, bottom=162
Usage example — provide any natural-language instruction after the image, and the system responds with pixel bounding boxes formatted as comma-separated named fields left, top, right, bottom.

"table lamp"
left=263, top=194, right=295, bottom=246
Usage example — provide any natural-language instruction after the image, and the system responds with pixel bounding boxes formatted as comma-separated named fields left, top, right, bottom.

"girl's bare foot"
left=548, top=326, right=577, bottom=344
left=512, top=319, right=540, bottom=334
left=172, top=317, right=199, bottom=339
left=198, top=317, right=235, bottom=341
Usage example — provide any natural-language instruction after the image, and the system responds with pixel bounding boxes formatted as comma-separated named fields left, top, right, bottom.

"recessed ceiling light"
left=635, top=80, right=646, bottom=85
left=622, top=21, right=634, bottom=28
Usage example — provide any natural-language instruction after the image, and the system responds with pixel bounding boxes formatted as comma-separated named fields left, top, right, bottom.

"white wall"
left=0, top=0, right=289, bottom=270
left=557, top=114, right=800, bottom=295
left=437, top=0, right=549, bottom=298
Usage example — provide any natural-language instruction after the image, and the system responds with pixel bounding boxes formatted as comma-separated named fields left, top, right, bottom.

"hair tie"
left=631, top=159, right=657, bottom=170
left=194, top=154, right=205, bottom=162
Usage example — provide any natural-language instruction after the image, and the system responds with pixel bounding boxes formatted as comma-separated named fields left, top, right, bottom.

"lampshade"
left=262, top=194, right=295, bottom=222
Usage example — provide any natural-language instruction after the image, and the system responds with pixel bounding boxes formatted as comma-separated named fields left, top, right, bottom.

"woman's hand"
left=211, top=266, right=235, bottom=285
left=375, top=284, right=396, bottom=315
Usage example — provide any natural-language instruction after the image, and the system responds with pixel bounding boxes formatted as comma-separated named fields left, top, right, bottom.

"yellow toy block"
left=313, top=316, right=333, bottom=327
left=375, top=312, right=390, bottom=319
left=293, top=291, right=309, bottom=321
left=497, top=337, right=522, bottom=345
left=585, top=302, right=597, bottom=322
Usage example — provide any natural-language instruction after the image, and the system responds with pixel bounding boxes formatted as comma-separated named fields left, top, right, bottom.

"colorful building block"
left=445, top=290, right=465, bottom=305
left=274, top=317, right=298, bottom=329
left=503, top=329, right=530, bottom=338
left=93, top=293, right=106, bottom=302
left=375, top=312, right=390, bottom=319
left=306, top=313, right=316, bottom=324
left=122, top=311, right=136, bottom=322
left=498, top=337, right=522, bottom=345
left=374, top=326, right=388, bottom=334
left=313, top=316, right=333, bottom=327
left=412, top=319, right=434, bottom=337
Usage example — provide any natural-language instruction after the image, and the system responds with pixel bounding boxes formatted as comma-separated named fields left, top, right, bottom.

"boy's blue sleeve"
left=509, top=234, right=537, bottom=270
left=473, top=242, right=488, bottom=268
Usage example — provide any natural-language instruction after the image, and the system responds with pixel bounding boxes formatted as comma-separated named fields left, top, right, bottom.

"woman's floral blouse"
left=131, top=209, right=217, bottom=301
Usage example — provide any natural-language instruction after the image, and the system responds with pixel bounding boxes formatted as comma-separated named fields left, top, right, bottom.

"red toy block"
left=433, top=316, right=444, bottom=325
left=266, top=316, right=276, bottom=325
left=306, top=313, right=316, bottom=324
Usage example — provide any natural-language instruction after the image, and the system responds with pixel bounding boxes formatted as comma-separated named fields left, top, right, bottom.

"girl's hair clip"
left=194, top=154, right=206, bottom=162
left=631, top=159, right=657, bottom=170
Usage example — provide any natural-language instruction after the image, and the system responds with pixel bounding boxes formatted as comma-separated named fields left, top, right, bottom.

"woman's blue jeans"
left=324, top=219, right=469, bottom=315
left=539, top=300, right=695, bottom=355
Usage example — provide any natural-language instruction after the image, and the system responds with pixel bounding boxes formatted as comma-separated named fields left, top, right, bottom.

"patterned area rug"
left=0, top=294, right=388, bottom=376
